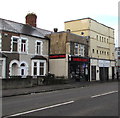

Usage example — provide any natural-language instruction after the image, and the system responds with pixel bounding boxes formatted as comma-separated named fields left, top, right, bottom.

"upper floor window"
left=96, top=35, right=98, bottom=40
left=118, top=51, right=120, bottom=56
left=79, top=45, right=84, bottom=56
left=74, top=43, right=79, bottom=55
left=21, top=38, right=27, bottom=53
left=12, top=37, right=19, bottom=52
left=74, top=43, right=84, bottom=56
left=35, top=41, right=43, bottom=55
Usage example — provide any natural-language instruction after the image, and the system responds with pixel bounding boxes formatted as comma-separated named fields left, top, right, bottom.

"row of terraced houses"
left=0, top=13, right=117, bottom=81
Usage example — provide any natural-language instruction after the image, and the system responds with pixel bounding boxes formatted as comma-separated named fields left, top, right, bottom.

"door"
left=112, top=67, right=115, bottom=79
left=91, top=66, right=96, bottom=80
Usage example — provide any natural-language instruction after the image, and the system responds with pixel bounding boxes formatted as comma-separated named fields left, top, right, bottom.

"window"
left=107, top=39, right=109, bottom=43
left=0, top=33, right=2, bottom=51
left=97, top=50, right=98, bottom=54
left=12, top=37, right=19, bottom=52
left=74, top=43, right=78, bottom=55
left=92, top=49, right=95, bottom=53
left=36, top=41, right=43, bottom=55
left=32, top=60, right=46, bottom=76
left=33, top=62, right=37, bottom=76
left=100, top=36, right=101, bottom=42
left=96, top=35, right=98, bottom=40
left=118, top=51, right=120, bottom=56
left=21, top=39, right=27, bottom=53
left=20, top=63, right=28, bottom=76
left=104, top=38, right=106, bottom=42
left=102, top=37, right=104, bottom=42
left=39, top=62, right=44, bottom=75
left=74, top=43, right=84, bottom=56
left=79, top=45, right=84, bottom=56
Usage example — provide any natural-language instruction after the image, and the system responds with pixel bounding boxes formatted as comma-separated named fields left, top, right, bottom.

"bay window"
left=32, top=60, right=46, bottom=76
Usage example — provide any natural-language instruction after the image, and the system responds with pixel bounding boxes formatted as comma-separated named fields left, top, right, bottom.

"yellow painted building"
left=65, top=18, right=116, bottom=81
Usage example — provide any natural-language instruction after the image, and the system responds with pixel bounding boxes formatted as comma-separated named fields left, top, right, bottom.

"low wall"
left=1, top=77, right=44, bottom=89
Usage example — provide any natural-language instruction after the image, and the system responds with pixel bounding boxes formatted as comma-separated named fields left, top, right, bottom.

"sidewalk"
left=2, top=80, right=118, bottom=97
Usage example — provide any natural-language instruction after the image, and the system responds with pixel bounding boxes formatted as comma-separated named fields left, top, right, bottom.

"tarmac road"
left=2, top=82, right=118, bottom=117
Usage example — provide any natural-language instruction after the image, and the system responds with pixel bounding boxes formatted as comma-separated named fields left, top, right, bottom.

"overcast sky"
left=0, top=0, right=119, bottom=46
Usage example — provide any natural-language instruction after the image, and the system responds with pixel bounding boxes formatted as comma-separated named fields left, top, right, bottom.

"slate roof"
left=0, top=18, right=52, bottom=39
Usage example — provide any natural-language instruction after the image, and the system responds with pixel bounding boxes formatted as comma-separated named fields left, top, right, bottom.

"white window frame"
left=74, top=43, right=85, bottom=56
left=20, top=37, right=28, bottom=53
left=11, top=36, right=19, bottom=52
left=0, top=33, right=2, bottom=52
left=31, top=60, right=46, bottom=76
left=35, top=40, right=43, bottom=55
left=0, top=58, right=6, bottom=78
left=20, top=61, right=28, bottom=77
left=79, top=44, right=84, bottom=56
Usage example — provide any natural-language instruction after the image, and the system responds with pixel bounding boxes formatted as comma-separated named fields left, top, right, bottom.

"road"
left=2, top=82, right=118, bottom=117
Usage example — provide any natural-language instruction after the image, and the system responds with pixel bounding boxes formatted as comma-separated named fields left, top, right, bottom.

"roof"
left=31, top=55, right=47, bottom=60
left=64, top=17, right=114, bottom=30
left=0, top=18, right=52, bottom=39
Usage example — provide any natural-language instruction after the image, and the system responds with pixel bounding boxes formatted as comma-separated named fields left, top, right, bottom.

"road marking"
left=91, top=90, right=118, bottom=98
left=4, top=100, right=74, bottom=118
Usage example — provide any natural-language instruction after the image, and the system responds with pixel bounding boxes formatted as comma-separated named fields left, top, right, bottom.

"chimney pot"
left=54, top=28, right=58, bottom=32
left=26, top=13, right=37, bottom=27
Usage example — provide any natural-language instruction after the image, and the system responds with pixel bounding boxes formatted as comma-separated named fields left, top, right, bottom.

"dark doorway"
left=112, top=67, right=115, bottom=79
left=99, top=67, right=109, bottom=81
left=91, top=66, right=96, bottom=80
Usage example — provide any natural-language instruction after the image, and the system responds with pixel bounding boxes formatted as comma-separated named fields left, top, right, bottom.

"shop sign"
left=99, top=60, right=110, bottom=67
left=70, top=57, right=89, bottom=62
left=49, top=54, right=66, bottom=59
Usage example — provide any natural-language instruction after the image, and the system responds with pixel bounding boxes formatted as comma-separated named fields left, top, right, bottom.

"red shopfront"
left=68, top=55, right=90, bottom=81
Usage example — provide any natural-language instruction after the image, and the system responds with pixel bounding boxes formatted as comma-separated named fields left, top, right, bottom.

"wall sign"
left=69, top=55, right=89, bottom=62
left=49, top=54, right=66, bottom=59
left=99, top=60, right=110, bottom=67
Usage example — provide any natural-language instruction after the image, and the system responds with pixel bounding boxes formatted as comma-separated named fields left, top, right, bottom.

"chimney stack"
left=26, top=13, right=37, bottom=27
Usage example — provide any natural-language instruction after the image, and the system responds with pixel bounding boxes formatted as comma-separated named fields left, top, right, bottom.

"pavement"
left=2, top=79, right=118, bottom=97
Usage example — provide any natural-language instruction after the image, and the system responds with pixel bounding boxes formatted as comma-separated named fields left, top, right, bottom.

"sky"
left=0, top=0, right=119, bottom=46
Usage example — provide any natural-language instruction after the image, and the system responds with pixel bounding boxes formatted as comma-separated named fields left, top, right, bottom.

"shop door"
left=91, top=66, right=96, bottom=80
left=99, top=67, right=109, bottom=81
left=112, top=67, right=115, bottom=79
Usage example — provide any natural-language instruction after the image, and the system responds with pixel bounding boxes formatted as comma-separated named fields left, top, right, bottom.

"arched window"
left=20, top=62, right=28, bottom=76
left=11, top=63, right=19, bottom=76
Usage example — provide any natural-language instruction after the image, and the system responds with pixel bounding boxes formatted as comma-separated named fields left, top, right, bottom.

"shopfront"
left=98, top=60, right=110, bottom=81
left=68, top=55, right=90, bottom=81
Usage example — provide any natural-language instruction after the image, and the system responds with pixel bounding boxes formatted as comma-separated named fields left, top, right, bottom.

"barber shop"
left=68, top=55, right=90, bottom=81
